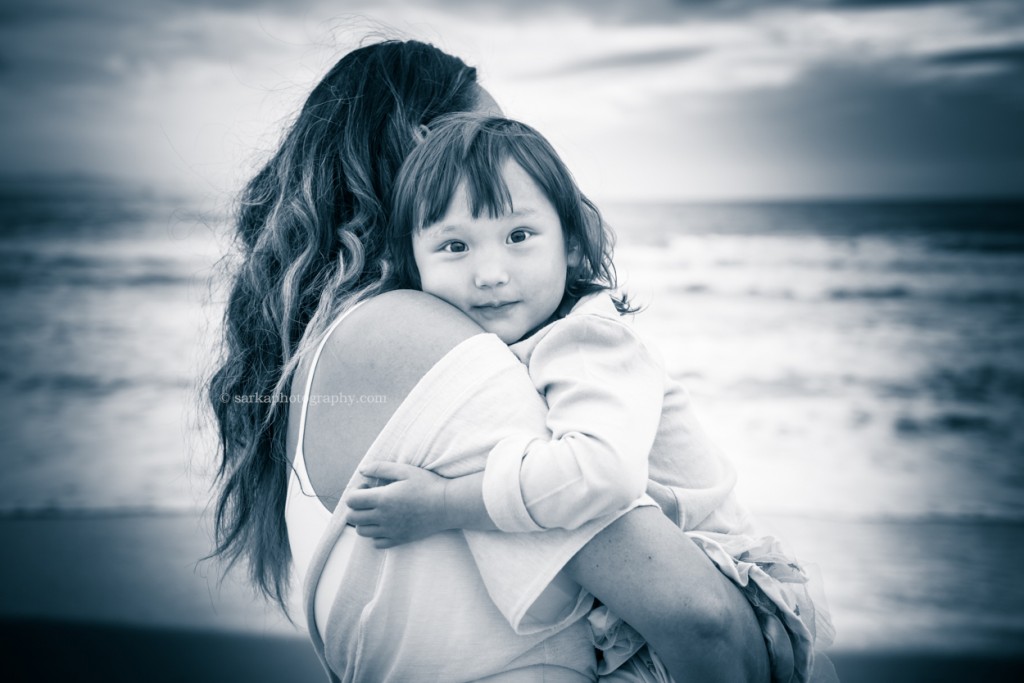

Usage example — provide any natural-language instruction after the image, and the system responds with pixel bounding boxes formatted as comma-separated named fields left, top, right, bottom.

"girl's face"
left=412, top=160, right=569, bottom=344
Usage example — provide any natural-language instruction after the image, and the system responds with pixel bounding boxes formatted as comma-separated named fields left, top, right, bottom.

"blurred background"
left=1, top=0, right=1023, bottom=670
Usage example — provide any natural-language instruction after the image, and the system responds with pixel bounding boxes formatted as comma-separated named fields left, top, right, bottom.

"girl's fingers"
left=358, top=461, right=421, bottom=482
left=373, top=538, right=398, bottom=549
left=345, top=488, right=379, bottom=510
left=354, top=524, right=383, bottom=538
left=345, top=509, right=377, bottom=526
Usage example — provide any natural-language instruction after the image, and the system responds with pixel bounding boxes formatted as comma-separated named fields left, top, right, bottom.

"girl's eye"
left=508, top=229, right=532, bottom=244
left=441, top=241, right=468, bottom=253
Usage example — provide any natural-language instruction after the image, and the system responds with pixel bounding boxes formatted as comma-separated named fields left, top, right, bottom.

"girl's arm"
left=346, top=467, right=681, bottom=546
left=347, top=311, right=670, bottom=543
left=345, top=466, right=495, bottom=547
left=482, top=312, right=665, bottom=531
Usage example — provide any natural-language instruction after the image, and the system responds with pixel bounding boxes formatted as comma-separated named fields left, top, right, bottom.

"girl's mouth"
left=472, top=301, right=519, bottom=317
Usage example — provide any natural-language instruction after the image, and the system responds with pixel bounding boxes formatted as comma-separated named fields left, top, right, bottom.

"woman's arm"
left=565, top=506, right=770, bottom=683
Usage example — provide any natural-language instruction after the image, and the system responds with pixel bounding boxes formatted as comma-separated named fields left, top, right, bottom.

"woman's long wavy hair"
left=207, top=40, right=480, bottom=610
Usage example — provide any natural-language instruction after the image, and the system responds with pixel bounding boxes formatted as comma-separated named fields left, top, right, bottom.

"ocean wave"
left=824, top=286, right=1024, bottom=305
left=868, top=365, right=1024, bottom=406
left=12, top=272, right=196, bottom=288
left=924, top=365, right=1024, bottom=403
left=826, top=286, right=912, bottom=300
left=943, top=290, right=1024, bottom=305
left=668, top=283, right=799, bottom=299
left=672, top=283, right=713, bottom=295
left=0, top=251, right=200, bottom=289
left=932, top=237, right=1024, bottom=254
left=719, top=364, right=1024, bottom=407
left=667, top=280, right=1023, bottom=306
left=893, top=412, right=998, bottom=435
left=757, top=509, right=1024, bottom=526
left=0, top=175, right=203, bottom=240
left=725, top=373, right=843, bottom=398
left=671, top=283, right=892, bottom=301
left=6, top=373, right=189, bottom=396
left=0, top=503, right=200, bottom=520
left=97, top=272, right=196, bottom=288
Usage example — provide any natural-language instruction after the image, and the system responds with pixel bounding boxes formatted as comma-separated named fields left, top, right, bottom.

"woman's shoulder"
left=317, top=290, right=484, bottom=387
left=354, top=290, right=481, bottom=332
left=294, top=291, right=488, bottom=500
left=344, top=290, right=482, bottom=353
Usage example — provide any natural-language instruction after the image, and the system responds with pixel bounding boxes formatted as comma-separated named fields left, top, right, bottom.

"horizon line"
left=1, top=172, right=1023, bottom=206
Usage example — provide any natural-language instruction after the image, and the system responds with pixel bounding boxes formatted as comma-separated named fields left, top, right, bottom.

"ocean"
left=604, top=200, right=1024, bottom=524
left=1, top=177, right=1021, bottom=523
left=0, top=177, right=226, bottom=514
left=2, top=177, right=1024, bottom=651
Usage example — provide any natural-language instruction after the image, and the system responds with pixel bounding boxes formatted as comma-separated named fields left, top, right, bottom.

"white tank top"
left=285, top=300, right=367, bottom=633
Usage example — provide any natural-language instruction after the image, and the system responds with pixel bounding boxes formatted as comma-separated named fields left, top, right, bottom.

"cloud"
left=824, top=0, right=966, bottom=7
left=1, top=0, right=1023, bottom=198
left=536, top=47, right=707, bottom=77
left=0, top=0, right=352, bottom=92
left=928, top=44, right=1024, bottom=69
left=623, top=56, right=1024, bottom=198
left=411, top=0, right=1023, bottom=23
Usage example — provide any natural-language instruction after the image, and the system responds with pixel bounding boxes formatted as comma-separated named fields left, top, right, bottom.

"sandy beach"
left=0, top=510, right=319, bottom=682
left=2, top=619, right=1022, bottom=683
left=2, top=510, right=1022, bottom=682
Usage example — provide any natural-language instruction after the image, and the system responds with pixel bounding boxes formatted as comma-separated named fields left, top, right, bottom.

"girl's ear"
left=567, top=240, right=582, bottom=268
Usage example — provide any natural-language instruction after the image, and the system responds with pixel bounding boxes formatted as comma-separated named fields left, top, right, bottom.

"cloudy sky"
left=2, top=0, right=1023, bottom=201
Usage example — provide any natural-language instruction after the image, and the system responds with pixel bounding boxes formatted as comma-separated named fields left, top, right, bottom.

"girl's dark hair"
left=389, top=113, right=631, bottom=314
left=207, top=40, right=480, bottom=610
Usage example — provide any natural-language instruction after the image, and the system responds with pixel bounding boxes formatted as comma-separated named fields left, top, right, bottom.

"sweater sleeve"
left=482, top=314, right=664, bottom=532
left=663, top=457, right=739, bottom=530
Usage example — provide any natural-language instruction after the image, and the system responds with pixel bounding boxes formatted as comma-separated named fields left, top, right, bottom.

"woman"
left=209, top=39, right=769, bottom=682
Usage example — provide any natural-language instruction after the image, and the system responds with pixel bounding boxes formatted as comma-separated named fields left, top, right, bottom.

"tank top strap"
left=294, top=298, right=369, bottom=481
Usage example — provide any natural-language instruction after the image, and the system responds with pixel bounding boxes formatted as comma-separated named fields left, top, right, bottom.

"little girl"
left=346, top=113, right=835, bottom=683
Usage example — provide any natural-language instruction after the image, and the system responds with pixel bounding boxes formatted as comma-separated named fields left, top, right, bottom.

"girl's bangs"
left=414, top=125, right=516, bottom=230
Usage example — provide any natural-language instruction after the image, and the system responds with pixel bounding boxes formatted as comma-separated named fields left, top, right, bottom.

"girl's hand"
left=344, top=462, right=450, bottom=549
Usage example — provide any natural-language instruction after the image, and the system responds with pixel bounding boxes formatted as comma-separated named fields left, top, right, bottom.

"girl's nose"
left=473, top=259, right=509, bottom=289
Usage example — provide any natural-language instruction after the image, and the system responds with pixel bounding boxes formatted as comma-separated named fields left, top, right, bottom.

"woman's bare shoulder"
left=342, top=290, right=482, bottom=367
left=296, top=291, right=484, bottom=502
left=355, top=289, right=480, bottom=332
left=314, top=290, right=483, bottom=406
